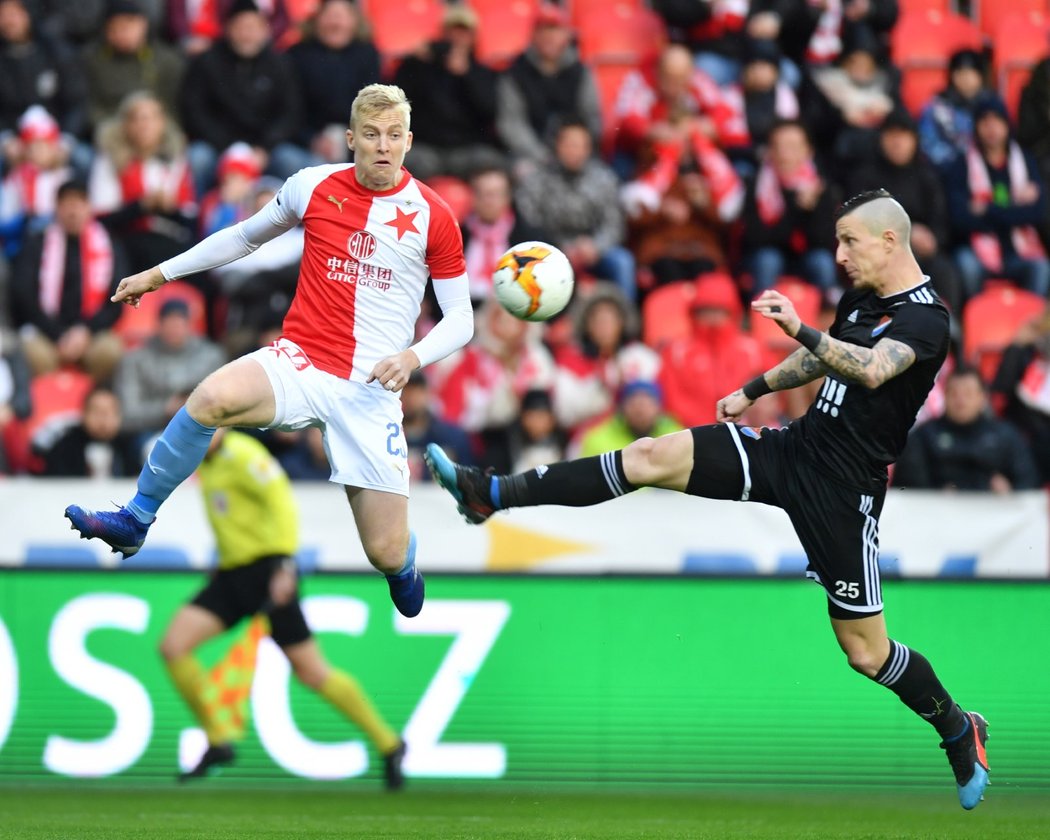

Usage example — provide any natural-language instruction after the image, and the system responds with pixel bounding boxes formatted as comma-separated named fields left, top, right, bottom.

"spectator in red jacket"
left=613, top=43, right=748, bottom=167
left=657, top=271, right=766, bottom=426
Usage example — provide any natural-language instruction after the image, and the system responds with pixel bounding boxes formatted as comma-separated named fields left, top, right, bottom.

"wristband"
left=794, top=323, right=823, bottom=353
left=742, top=376, right=772, bottom=401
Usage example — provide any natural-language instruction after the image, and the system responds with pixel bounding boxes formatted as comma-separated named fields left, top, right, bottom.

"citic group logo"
left=347, top=230, right=377, bottom=261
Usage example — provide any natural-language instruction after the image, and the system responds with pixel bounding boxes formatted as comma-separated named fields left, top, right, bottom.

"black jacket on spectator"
left=179, top=39, right=301, bottom=151
left=740, top=174, right=837, bottom=256
left=0, top=26, right=86, bottom=137
left=846, top=152, right=950, bottom=249
left=11, top=230, right=126, bottom=340
left=844, top=146, right=963, bottom=316
left=394, top=41, right=500, bottom=149
left=287, top=36, right=380, bottom=142
left=894, top=414, right=1039, bottom=491
left=42, top=424, right=141, bottom=477
left=942, top=147, right=1048, bottom=252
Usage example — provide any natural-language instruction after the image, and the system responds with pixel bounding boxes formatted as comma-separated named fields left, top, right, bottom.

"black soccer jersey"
left=790, top=278, right=950, bottom=490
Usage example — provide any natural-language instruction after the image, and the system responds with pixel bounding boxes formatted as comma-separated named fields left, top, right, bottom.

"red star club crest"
left=385, top=207, right=419, bottom=241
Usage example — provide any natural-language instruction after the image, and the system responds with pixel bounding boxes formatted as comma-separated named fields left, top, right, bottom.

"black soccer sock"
left=495, top=451, right=637, bottom=510
left=873, top=640, right=967, bottom=740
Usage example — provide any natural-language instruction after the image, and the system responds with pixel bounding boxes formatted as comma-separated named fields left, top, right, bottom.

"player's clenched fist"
left=368, top=349, right=421, bottom=393
left=717, top=388, right=753, bottom=423
left=112, top=267, right=167, bottom=307
left=751, top=289, right=800, bottom=337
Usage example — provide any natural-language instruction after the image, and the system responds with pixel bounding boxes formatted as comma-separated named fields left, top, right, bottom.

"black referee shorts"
left=190, top=555, right=312, bottom=647
left=686, top=424, right=885, bottom=619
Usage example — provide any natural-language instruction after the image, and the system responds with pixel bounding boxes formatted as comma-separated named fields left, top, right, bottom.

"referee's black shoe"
left=940, top=711, right=989, bottom=810
left=179, top=743, right=235, bottom=781
left=423, top=444, right=495, bottom=524
left=383, top=740, right=406, bottom=791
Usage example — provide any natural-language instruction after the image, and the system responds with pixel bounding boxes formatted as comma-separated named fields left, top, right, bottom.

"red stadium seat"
left=113, top=281, right=208, bottom=350
left=992, top=11, right=1050, bottom=120
left=898, top=0, right=952, bottom=13
left=891, top=10, right=985, bottom=115
left=471, top=0, right=538, bottom=69
left=963, top=282, right=1047, bottom=382
left=569, top=0, right=644, bottom=25
left=641, top=281, right=696, bottom=348
left=749, top=277, right=822, bottom=363
left=4, top=369, right=94, bottom=474
left=978, top=0, right=1046, bottom=40
left=425, top=175, right=474, bottom=222
left=576, top=3, right=666, bottom=64
left=363, top=0, right=443, bottom=64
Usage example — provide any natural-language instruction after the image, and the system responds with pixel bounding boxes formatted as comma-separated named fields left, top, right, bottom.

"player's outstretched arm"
left=752, top=290, right=916, bottom=389
left=717, top=347, right=828, bottom=422
left=112, top=266, right=166, bottom=308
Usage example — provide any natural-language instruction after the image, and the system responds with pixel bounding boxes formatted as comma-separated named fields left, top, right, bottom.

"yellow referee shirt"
left=197, top=431, right=299, bottom=570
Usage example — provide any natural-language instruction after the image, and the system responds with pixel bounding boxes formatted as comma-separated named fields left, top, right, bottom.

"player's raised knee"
left=185, top=381, right=229, bottom=427
left=842, top=646, right=883, bottom=678
left=622, top=432, right=692, bottom=488
left=360, top=532, right=409, bottom=575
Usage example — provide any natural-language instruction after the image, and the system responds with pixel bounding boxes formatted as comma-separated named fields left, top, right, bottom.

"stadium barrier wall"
left=0, top=572, right=1047, bottom=788
left=0, top=480, right=1048, bottom=577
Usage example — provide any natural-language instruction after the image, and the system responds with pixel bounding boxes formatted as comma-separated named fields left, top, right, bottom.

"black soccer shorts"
left=190, top=555, right=312, bottom=647
left=686, top=424, right=885, bottom=619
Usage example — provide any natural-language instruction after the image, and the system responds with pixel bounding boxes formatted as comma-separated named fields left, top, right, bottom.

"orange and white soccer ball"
left=492, top=241, right=575, bottom=322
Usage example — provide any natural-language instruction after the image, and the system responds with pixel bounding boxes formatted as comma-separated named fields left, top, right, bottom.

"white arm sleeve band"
left=158, top=197, right=298, bottom=281
left=408, top=274, right=474, bottom=368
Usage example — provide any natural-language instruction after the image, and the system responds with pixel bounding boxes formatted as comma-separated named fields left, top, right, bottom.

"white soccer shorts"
left=249, top=338, right=410, bottom=495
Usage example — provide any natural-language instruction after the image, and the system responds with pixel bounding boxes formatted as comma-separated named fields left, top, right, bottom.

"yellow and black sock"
left=320, top=669, right=401, bottom=755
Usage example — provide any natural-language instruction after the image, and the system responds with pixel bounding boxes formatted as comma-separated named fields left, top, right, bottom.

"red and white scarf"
left=965, top=142, right=1046, bottom=273
left=633, top=131, right=744, bottom=222
left=184, top=0, right=222, bottom=38
left=118, top=158, right=195, bottom=209
left=464, top=211, right=515, bottom=299
left=1018, top=354, right=1050, bottom=414
left=755, top=158, right=821, bottom=225
left=38, top=220, right=114, bottom=318
left=689, top=0, right=749, bottom=41
left=721, top=81, right=799, bottom=148
left=805, top=0, right=843, bottom=65
left=4, top=163, right=71, bottom=218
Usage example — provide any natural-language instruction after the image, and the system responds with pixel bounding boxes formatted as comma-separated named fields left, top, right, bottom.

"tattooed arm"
left=751, top=290, right=917, bottom=389
left=716, top=346, right=829, bottom=422
left=762, top=346, right=829, bottom=391
left=804, top=332, right=916, bottom=389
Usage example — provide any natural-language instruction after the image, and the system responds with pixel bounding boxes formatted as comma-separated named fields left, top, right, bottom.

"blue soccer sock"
left=127, top=407, right=217, bottom=524
left=386, top=531, right=418, bottom=580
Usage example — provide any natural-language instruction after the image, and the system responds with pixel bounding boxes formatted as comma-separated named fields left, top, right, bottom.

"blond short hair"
left=350, top=84, right=411, bottom=130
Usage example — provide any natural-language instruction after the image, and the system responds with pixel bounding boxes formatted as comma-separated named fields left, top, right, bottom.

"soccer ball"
left=492, top=241, right=574, bottom=322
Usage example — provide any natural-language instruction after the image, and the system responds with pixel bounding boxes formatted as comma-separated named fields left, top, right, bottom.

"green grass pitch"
left=2, top=786, right=1048, bottom=839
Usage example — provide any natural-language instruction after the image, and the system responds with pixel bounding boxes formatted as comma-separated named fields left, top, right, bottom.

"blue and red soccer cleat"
left=64, top=504, right=152, bottom=558
left=941, top=711, right=990, bottom=810
left=423, top=444, right=495, bottom=525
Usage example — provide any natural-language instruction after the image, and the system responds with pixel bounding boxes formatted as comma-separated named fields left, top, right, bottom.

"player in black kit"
left=425, top=190, right=990, bottom=809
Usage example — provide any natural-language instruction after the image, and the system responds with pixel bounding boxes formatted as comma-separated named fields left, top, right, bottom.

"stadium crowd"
left=1, top=0, right=1049, bottom=492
